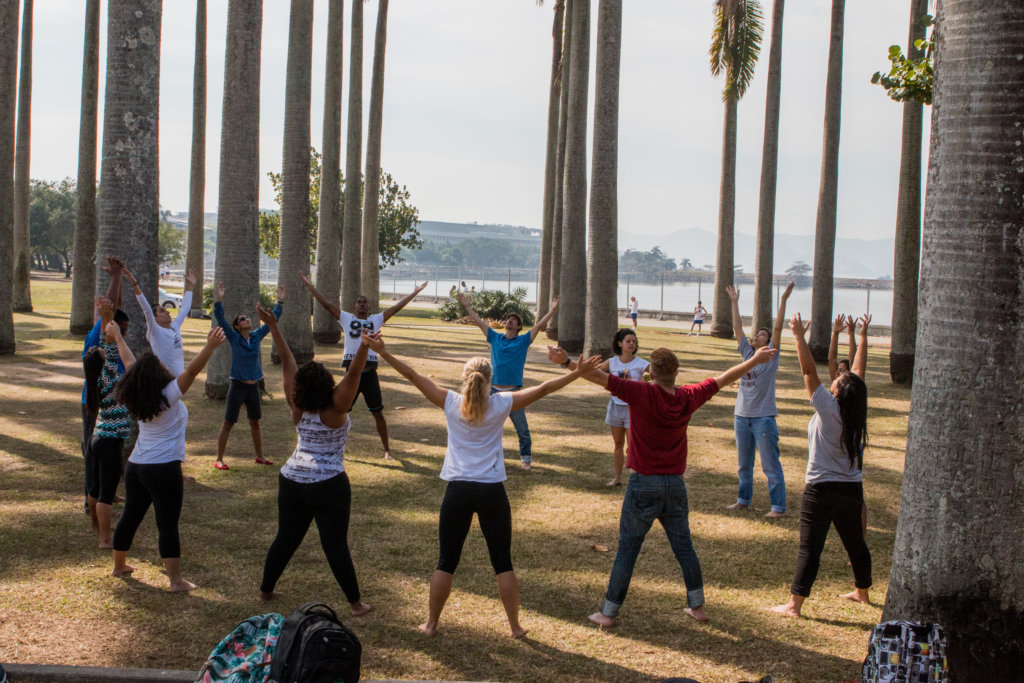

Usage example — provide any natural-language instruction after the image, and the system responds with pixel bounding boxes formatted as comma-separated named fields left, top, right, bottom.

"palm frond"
left=709, top=0, right=728, bottom=77
left=722, top=0, right=764, bottom=100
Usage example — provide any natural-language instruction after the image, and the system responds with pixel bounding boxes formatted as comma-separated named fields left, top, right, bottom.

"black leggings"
left=112, top=461, right=184, bottom=559
left=260, top=473, right=361, bottom=603
left=437, top=481, right=513, bottom=575
left=85, top=436, right=123, bottom=504
left=791, top=481, right=872, bottom=597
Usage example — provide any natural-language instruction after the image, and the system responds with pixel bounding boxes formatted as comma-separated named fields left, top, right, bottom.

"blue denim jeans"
left=490, top=386, right=532, bottom=463
left=600, top=473, right=704, bottom=618
left=734, top=415, right=785, bottom=512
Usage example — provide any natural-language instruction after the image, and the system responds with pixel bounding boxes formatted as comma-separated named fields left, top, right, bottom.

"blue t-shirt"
left=213, top=301, right=282, bottom=381
left=486, top=327, right=533, bottom=386
left=82, top=319, right=125, bottom=404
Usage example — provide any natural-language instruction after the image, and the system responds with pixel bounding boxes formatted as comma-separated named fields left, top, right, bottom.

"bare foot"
left=350, top=601, right=372, bottom=617
left=383, top=450, right=393, bottom=461
left=725, top=502, right=749, bottom=511
left=258, top=590, right=281, bottom=602
left=606, top=479, right=621, bottom=487
left=111, top=564, right=135, bottom=577
left=684, top=606, right=708, bottom=622
left=521, top=462, right=532, bottom=471
left=418, top=621, right=437, bottom=636
left=769, top=603, right=801, bottom=618
left=98, top=537, right=113, bottom=550
left=840, top=589, right=869, bottom=604
left=588, top=612, right=616, bottom=628
left=169, top=578, right=199, bottom=593
left=764, top=510, right=786, bottom=518
left=510, top=625, right=527, bottom=639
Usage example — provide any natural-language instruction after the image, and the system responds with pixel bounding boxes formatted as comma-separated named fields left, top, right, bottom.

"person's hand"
left=255, top=305, right=277, bottom=325
left=789, top=313, right=810, bottom=338
left=215, top=282, right=225, bottom=301
left=185, top=270, right=197, bottom=288
left=207, top=327, right=226, bottom=347
left=415, top=281, right=429, bottom=294
left=832, top=314, right=846, bottom=335
left=97, top=296, right=114, bottom=316
left=845, top=314, right=856, bottom=336
left=575, top=354, right=603, bottom=374
left=276, top=285, right=285, bottom=302
left=299, top=272, right=312, bottom=287
left=726, top=285, right=739, bottom=302
left=104, top=320, right=122, bottom=339
left=550, top=295, right=561, bottom=309
left=858, top=314, right=871, bottom=337
left=456, top=291, right=470, bottom=307
left=546, top=345, right=569, bottom=365
left=782, top=281, right=795, bottom=299
left=752, top=345, right=777, bottom=365
left=361, top=330, right=385, bottom=353
left=122, top=265, right=136, bottom=285
left=103, top=256, right=124, bottom=275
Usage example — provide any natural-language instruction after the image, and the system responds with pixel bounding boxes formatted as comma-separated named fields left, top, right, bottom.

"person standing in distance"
left=629, top=296, right=639, bottom=329
left=688, top=301, right=709, bottom=336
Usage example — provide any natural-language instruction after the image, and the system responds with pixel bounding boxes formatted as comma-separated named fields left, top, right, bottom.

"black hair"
left=504, top=310, right=523, bottom=328
left=835, top=372, right=868, bottom=469
left=114, top=310, right=129, bottom=324
left=116, top=351, right=174, bottom=421
left=151, top=304, right=160, bottom=314
left=612, top=328, right=638, bottom=356
left=232, top=313, right=247, bottom=329
left=292, top=361, right=336, bottom=412
left=83, top=348, right=104, bottom=414
left=757, top=326, right=772, bottom=345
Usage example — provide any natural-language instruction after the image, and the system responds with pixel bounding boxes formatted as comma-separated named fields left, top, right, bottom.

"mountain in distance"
left=620, top=227, right=895, bottom=279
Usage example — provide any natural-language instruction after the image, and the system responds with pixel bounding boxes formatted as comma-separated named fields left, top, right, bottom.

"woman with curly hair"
left=111, top=327, right=225, bottom=592
left=256, top=306, right=373, bottom=617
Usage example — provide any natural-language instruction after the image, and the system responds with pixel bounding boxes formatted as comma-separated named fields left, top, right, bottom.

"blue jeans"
left=600, top=473, right=704, bottom=617
left=490, top=386, right=532, bottom=463
left=734, top=415, right=786, bottom=512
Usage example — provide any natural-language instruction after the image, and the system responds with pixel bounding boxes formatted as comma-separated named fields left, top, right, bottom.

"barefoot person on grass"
left=111, top=327, right=225, bottom=592
left=211, top=282, right=284, bottom=470
left=547, top=344, right=777, bottom=628
left=122, top=266, right=196, bottom=377
left=770, top=313, right=871, bottom=618
left=362, top=332, right=600, bottom=638
left=301, top=273, right=428, bottom=460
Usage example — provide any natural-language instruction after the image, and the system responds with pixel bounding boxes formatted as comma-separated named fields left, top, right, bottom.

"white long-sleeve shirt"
left=135, top=289, right=193, bottom=376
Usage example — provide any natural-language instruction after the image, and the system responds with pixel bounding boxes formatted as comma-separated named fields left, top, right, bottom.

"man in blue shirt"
left=212, top=281, right=284, bottom=470
left=457, top=291, right=560, bottom=470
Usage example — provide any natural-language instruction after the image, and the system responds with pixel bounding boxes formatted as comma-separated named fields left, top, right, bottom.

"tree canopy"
left=619, top=246, right=678, bottom=276
left=871, top=14, right=934, bottom=105
left=28, top=178, right=76, bottom=276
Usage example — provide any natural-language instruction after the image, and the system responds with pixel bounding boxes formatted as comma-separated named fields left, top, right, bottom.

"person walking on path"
left=688, top=301, right=709, bottom=336
left=122, top=265, right=197, bottom=377
left=256, top=306, right=373, bottom=617
left=362, top=331, right=600, bottom=637
left=548, top=343, right=776, bottom=627
left=111, top=326, right=226, bottom=592
left=456, top=291, right=561, bottom=470
left=770, top=313, right=872, bottom=618
left=301, top=273, right=429, bottom=460
left=724, top=282, right=794, bottom=518
left=629, top=297, right=639, bottom=329
left=212, top=282, right=284, bottom=470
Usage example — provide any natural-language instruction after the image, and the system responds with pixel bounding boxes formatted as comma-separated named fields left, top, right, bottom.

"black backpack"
left=269, top=602, right=361, bottom=683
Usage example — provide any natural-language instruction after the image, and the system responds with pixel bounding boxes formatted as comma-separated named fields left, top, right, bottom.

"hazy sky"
left=27, top=0, right=928, bottom=244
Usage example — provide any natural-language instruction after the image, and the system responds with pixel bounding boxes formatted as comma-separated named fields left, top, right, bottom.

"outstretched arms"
left=851, top=314, right=870, bottom=380
left=846, top=314, right=858, bottom=370
left=726, top=286, right=744, bottom=341
left=382, top=281, right=429, bottom=322
left=256, top=304, right=296, bottom=407
left=713, top=346, right=776, bottom=389
left=176, top=328, right=226, bottom=395
left=828, top=314, right=845, bottom=381
left=509, top=353, right=601, bottom=412
left=456, top=291, right=490, bottom=337
left=363, top=333, right=448, bottom=408
left=172, top=270, right=196, bottom=330
left=299, top=272, right=341, bottom=321
left=773, top=281, right=795, bottom=351
left=529, top=296, right=561, bottom=341
left=99, top=297, right=136, bottom=369
left=790, top=313, right=821, bottom=398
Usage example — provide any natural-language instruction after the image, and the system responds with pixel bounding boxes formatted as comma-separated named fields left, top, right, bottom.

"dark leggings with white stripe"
left=112, top=460, right=184, bottom=558
left=437, top=481, right=513, bottom=575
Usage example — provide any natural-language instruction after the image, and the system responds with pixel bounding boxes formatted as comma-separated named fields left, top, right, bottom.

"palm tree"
left=583, top=0, right=621, bottom=358
left=808, top=0, right=845, bottom=361
left=709, top=0, right=764, bottom=339
left=360, top=0, right=390, bottom=311
left=752, top=0, right=784, bottom=332
left=883, top=4, right=1024, bottom=678
left=184, top=0, right=207, bottom=318
left=69, top=0, right=101, bottom=335
left=276, top=0, right=315, bottom=364
left=0, top=0, right=18, bottom=353
left=12, top=0, right=33, bottom=312
left=557, top=0, right=589, bottom=354
left=537, top=0, right=565, bottom=323
left=313, top=0, right=344, bottom=344
left=340, top=0, right=363, bottom=310
left=889, top=0, right=929, bottom=385
left=95, top=0, right=163, bottom=353
left=547, top=0, right=573, bottom=340
left=206, top=0, right=263, bottom=398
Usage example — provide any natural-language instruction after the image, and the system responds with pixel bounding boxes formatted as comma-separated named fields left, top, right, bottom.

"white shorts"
left=605, top=400, right=630, bottom=428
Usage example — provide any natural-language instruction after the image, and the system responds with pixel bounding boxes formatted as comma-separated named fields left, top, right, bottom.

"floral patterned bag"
left=195, top=612, right=284, bottom=683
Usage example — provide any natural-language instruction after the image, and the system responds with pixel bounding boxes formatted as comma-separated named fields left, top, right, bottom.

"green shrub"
left=202, top=284, right=278, bottom=311
left=439, top=287, right=535, bottom=327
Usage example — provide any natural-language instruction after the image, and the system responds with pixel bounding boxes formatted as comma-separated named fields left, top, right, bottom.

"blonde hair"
left=649, top=347, right=679, bottom=379
left=460, top=357, right=492, bottom=425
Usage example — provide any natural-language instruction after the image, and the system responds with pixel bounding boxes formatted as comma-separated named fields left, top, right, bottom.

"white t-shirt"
left=136, top=290, right=192, bottom=377
left=694, top=306, right=706, bottom=322
left=806, top=383, right=863, bottom=484
left=338, top=311, right=384, bottom=365
left=441, top=390, right=514, bottom=483
left=129, top=380, right=188, bottom=465
left=629, top=299, right=639, bottom=315
left=608, top=356, right=649, bottom=406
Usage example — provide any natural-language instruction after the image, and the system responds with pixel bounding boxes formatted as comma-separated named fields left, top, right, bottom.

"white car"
left=158, top=288, right=184, bottom=309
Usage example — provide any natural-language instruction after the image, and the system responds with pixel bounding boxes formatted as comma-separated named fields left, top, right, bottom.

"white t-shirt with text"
left=339, top=311, right=384, bottom=365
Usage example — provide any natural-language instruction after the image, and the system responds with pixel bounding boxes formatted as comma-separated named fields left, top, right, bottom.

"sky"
left=26, top=0, right=929, bottom=245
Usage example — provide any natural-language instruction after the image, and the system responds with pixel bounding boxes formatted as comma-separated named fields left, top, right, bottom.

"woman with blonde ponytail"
left=361, top=332, right=600, bottom=638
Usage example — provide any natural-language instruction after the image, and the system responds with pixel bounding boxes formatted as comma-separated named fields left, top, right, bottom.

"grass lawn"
left=0, top=275, right=909, bottom=682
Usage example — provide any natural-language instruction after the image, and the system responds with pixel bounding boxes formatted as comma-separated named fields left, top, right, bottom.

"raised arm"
left=789, top=313, right=821, bottom=398
left=176, top=328, right=226, bottom=395
left=726, top=286, right=744, bottom=341
left=105, top=320, right=136, bottom=369
left=456, top=291, right=490, bottom=336
left=529, top=296, right=560, bottom=341
left=382, top=280, right=429, bottom=322
left=828, top=313, right=846, bottom=381
left=172, top=270, right=197, bottom=330
left=330, top=337, right=371, bottom=413
left=123, top=265, right=157, bottom=331
left=256, top=304, right=296, bottom=407
left=212, top=282, right=240, bottom=341
left=846, top=314, right=858, bottom=369
left=299, top=272, right=341, bottom=321
left=363, top=332, right=448, bottom=407
left=252, top=286, right=284, bottom=342
left=772, top=281, right=795, bottom=351
left=851, top=314, right=870, bottom=380
left=510, top=353, right=602, bottom=411
left=713, top=345, right=777, bottom=389
left=101, top=257, right=125, bottom=314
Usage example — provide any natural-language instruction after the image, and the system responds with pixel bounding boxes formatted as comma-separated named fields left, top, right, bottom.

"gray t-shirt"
left=734, top=336, right=780, bottom=417
left=805, top=383, right=863, bottom=484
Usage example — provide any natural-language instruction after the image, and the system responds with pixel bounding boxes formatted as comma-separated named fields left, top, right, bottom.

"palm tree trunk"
left=538, top=0, right=565, bottom=322
left=710, top=97, right=737, bottom=339
left=340, top=0, right=363, bottom=310
left=69, top=0, right=101, bottom=335
left=12, top=0, right=33, bottom=313
left=752, top=0, right=784, bottom=333
left=0, top=0, right=17, bottom=353
left=360, top=0, right=389, bottom=312
left=882, top=4, right=1024, bottom=677
left=277, top=0, right=315, bottom=364
left=96, top=0, right=162, bottom=354
left=547, top=0, right=573, bottom=341
left=557, top=0, right=589, bottom=354
left=207, top=0, right=262, bottom=398
left=808, top=0, right=845, bottom=361
left=184, top=0, right=206, bottom=318
left=888, top=0, right=928, bottom=385
left=313, top=0, right=344, bottom=344
left=584, top=0, right=620, bottom=358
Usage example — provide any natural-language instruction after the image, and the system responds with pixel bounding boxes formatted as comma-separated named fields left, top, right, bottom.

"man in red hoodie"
left=549, top=343, right=776, bottom=626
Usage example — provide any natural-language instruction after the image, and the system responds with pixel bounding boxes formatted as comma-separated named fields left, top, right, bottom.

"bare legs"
left=163, top=557, right=198, bottom=592
left=607, top=426, right=627, bottom=486
left=88, top=496, right=114, bottom=548
left=215, top=420, right=232, bottom=468
left=111, top=549, right=134, bottom=577
left=372, top=410, right=393, bottom=460
left=418, top=570, right=453, bottom=636
left=496, top=570, right=526, bottom=638
left=419, top=569, right=525, bottom=638
left=250, top=419, right=268, bottom=464
left=217, top=419, right=271, bottom=467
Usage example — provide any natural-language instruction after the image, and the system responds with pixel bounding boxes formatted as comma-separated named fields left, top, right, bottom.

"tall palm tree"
left=313, top=0, right=344, bottom=344
left=0, top=0, right=18, bottom=353
left=340, top=0, right=363, bottom=310
left=276, top=0, right=315, bottom=364
left=206, top=0, right=263, bottom=398
left=547, top=0, right=573, bottom=340
left=557, top=0, right=589, bottom=354
left=752, top=0, right=784, bottom=332
left=360, top=0, right=390, bottom=311
left=537, top=0, right=565, bottom=323
left=709, top=0, right=764, bottom=339
left=95, top=0, right=163, bottom=353
left=12, top=0, right=33, bottom=312
left=69, top=0, right=101, bottom=335
left=889, top=0, right=929, bottom=385
left=184, top=0, right=207, bottom=318
left=583, top=0, right=621, bottom=358
left=883, top=4, right=1024, bottom=678
left=808, top=0, right=845, bottom=360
